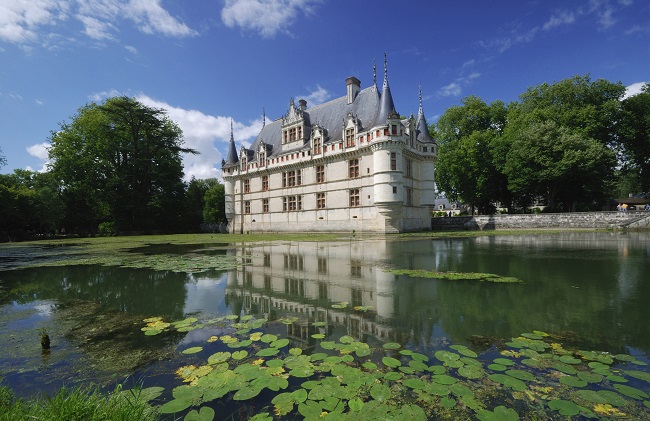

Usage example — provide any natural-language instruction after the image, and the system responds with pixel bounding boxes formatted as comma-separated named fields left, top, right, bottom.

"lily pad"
left=184, top=406, right=215, bottom=421
left=477, top=405, right=519, bottom=421
left=614, top=384, right=649, bottom=400
left=382, top=356, right=402, bottom=368
left=383, top=342, right=401, bottom=350
left=159, top=398, right=193, bottom=414
left=559, top=376, right=587, bottom=387
left=547, top=399, right=580, bottom=416
left=182, top=346, right=203, bottom=355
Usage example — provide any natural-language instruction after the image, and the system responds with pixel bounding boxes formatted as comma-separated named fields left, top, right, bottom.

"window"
left=351, top=260, right=362, bottom=278
left=244, top=179, right=250, bottom=193
left=259, top=150, right=266, bottom=167
left=345, top=128, right=355, bottom=147
left=289, top=127, right=297, bottom=142
left=283, top=195, right=302, bottom=212
left=284, top=254, right=303, bottom=271
left=264, top=275, right=271, bottom=291
left=351, top=288, right=362, bottom=307
left=262, top=198, right=269, bottom=213
left=313, top=137, right=322, bottom=154
left=318, top=258, right=327, bottom=274
left=406, top=188, right=413, bottom=206
left=244, top=201, right=251, bottom=214
left=316, top=192, right=326, bottom=209
left=318, top=281, right=328, bottom=299
left=282, top=170, right=300, bottom=187
left=297, top=169, right=302, bottom=186
left=263, top=253, right=271, bottom=267
left=349, top=189, right=360, bottom=207
left=316, top=165, right=325, bottom=183
left=391, top=125, right=397, bottom=135
left=240, top=155, right=247, bottom=171
left=393, top=186, right=397, bottom=194
left=349, top=159, right=359, bottom=178
left=406, top=159, right=412, bottom=178
left=390, top=152, right=397, bottom=171
left=262, top=175, right=269, bottom=191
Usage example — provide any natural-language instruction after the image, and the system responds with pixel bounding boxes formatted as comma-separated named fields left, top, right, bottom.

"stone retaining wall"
left=431, top=211, right=650, bottom=231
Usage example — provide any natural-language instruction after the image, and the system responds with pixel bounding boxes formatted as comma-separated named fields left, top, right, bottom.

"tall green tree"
left=503, top=121, right=616, bottom=211
left=619, top=83, right=650, bottom=193
left=434, top=96, right=509, bottom=213
left=0, top=147, right=6, bottom=167
left=203, top=181, right=226, bottom=225
left=49, top=96, right=196, bottom=234
left=185, top=177, right=220, bottom=231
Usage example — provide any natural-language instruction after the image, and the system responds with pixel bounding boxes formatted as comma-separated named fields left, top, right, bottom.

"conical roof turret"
left=224, top=120, right=239, bottom=166
left=416, top=84, right=435, bottom=143
left=376, top=53, right=397, bottom=124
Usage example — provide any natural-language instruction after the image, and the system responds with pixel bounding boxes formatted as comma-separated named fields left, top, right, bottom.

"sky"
left=1, top=0, right=648, bottom=181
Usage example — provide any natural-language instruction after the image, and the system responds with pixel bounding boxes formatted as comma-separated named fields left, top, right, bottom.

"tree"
left=203, top=181, right=226, bottom=225
left=503, top=121, right=616, bottom=211
left=0, top=147, right=6, bottom=168
left=619, top=83, right=650, bottom=193
left=49, top=97, right=196, bottom=234
left=434, top=96, right=509, bottom=213
left=185, top=177, right=220, bottom=231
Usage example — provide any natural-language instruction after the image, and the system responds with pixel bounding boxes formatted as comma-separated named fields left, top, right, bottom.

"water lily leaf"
left=559, top=355, right=581, bottom=364
left=288, top=347, right=302, bottom=356
left=409, top=360, right=429, bottom=372
left=249, top=414, right=273, bottom=421
left=477, top=405, right=519, bottom=421
left=493, top=358, right=515, bottom=366
left=133, top=386, right=165, bottom=402
left=577, top=371, right=603, bottom=383
left=626, top=370, right=650, bottom=383
left=370, top=383, right=392, bottom=401
left=349, top=397, right=364, bottom=411
left=606, top=374, right=628, bottom=383
left=260, top=334, right=277, bottom=343
left=559, top=376, right=587, bottom=387
left=233, top=385, right=261, bottom=401
left=320, top=341, right=335, bottom=350
left=338, top=335, right=354, bottom=344
left=399, top=366, right=415, bottom=374
left=503, top=369, right=534, bottom=382
left=449, top=383, right=474, bottom=398
left=450, top=345, right=478, bottom=358
left=553, top=362, right=577, bottom=375
left=184, top=406, right=215, bottom=421
left=144, top=329, right=163, bottom=336
left=382, top=356, right=401, bottom=368
left=432, top=374, right=457, bottom=385
left=298, top=400, right=323, bottom=418
left=271, top=338, right=290, bottom=348
left=547, top=399, right=580, bottom=416
left=182, top=346, right=203, bottom=355
left=614, top=384, right=649, bottom=400
left=488, top=374, right=526, bottom=391
left=312, top=321, right=327, bottom=327
left=404, top=378, right=426, bottom=390
left=207, top=352, right=231, bottom=365
left=289, top=367, right=314, bottom=378
left=488, top=363, right=507, bottom=372
left=159, top=398, right=193, bottom=414
left=384, top=371, right=403, bottom=381
left=383, top=342, right=401, bottom=350
left=595, top=390, right=628, bottom=407
left=428, top=365, right=446, bottom=375
left=232, top=350, right=248, bottom=360
left=435, top=350, right=460, bottom=363
left=256, top=347, right=279, bottom=357
left=458, top=364, right=484, bottom=380
left=363, top=361, right=378, bottom=370
left=445, top=360, right=464, bottom=369
left=520, top=359, right=541, bottom=368
left=311, top=333, right=325, bottom=339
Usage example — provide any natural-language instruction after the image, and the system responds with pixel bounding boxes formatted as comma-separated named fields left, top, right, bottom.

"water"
left=0, top=231, right=649, bottom=412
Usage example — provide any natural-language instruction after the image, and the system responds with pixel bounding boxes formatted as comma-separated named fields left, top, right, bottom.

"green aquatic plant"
left=386, top=268, right=523, bottom=283
left=132, top=317, right=650, bottom=421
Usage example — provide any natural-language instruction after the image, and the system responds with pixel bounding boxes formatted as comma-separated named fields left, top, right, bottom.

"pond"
left=1, top=231, right=649, bottom=420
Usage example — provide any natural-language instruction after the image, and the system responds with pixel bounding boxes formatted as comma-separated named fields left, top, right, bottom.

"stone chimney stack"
left=346, top=76, right=361, bottom=104
left=298, top=99, right=307, bottom=110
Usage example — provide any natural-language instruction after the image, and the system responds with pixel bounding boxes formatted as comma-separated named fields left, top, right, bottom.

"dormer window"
left=258, top=147, right=266, bottom=167
left=345, top=128, right=355, bottom=148
left=313, top=137, right=322, bottom=154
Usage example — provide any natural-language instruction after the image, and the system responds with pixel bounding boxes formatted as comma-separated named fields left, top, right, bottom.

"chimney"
left=298, top=99, right=307, bottom=110
left=346, top=76, right=361, bottom=104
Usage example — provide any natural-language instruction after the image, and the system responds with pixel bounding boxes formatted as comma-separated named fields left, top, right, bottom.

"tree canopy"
left=48, top=96, right=197, bottom=234
left=434, top=75, right=636, bottom=213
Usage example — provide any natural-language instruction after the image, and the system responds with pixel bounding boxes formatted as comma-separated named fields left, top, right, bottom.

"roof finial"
left=373, top=58, right=377, bottom=86
left=383, top=52, right=388, bottom=83
left=419, top=82, right=423, bottom=114
left=230, top=118, right=234, bottom=140
left=262, top=108, right=266, bottom=128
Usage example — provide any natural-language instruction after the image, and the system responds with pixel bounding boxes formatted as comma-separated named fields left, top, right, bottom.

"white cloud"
left=35, top=99, right=44, bottom=105
left=27, top=142, right=50, bottom=160
left=624, top=81, right=648, bottom=99
left=221, top=0, right=321, bottom=38
left=297, top=85, right=331, bottom=107
left=543, top=10, right=576, bottom=30
left=136, top=94, right=263, bottom=180
left=125, top=45, right=138, bottom=54
left=439, top=82, right=461, bottom=97
left=0, top=0, right=195, bottom=47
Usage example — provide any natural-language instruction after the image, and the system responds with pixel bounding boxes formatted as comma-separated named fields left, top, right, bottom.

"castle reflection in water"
left=224, top=239, right=445, bottom=348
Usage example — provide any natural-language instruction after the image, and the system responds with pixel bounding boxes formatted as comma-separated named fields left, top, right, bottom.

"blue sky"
left=1, top=0, right=648, bottom=180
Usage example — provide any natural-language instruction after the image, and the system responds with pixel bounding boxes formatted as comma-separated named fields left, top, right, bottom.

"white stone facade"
left=222, top=60, right=437, bottom=233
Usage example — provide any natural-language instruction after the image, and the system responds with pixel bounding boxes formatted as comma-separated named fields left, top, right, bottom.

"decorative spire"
left=224, top=118, right=239, bottom=166
left=376, top=52, right=397, bottom=124
left=262, top=108, right=266, bottom=128
left=373, top=59, right=377, bottom=86
left=416, top=83, right=435, bottom=144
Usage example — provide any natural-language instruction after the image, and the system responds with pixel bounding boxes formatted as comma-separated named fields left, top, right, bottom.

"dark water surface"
left=0, top=231, right=649, bottom=413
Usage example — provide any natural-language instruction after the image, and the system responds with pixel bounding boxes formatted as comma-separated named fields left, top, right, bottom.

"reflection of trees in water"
left=2, top=266, right=188, bottom=321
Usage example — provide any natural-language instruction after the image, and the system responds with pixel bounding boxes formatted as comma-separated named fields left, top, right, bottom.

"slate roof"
left=249, top=84, right=386, bottom=159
